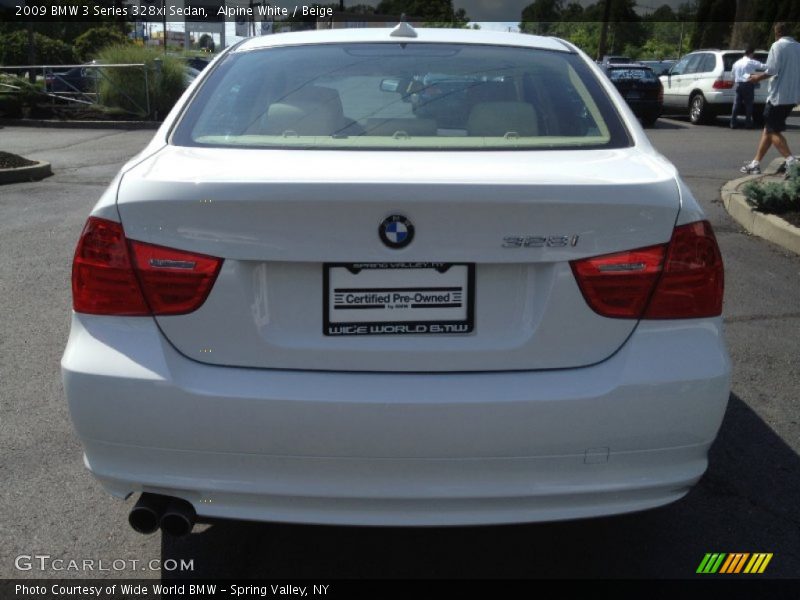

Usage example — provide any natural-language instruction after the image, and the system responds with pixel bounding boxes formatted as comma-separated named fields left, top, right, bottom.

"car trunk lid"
left=116, top=145, right=680, bottom=372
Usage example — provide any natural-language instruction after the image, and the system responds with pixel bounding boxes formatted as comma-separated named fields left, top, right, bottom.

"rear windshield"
left=172, top=43, right=630, bottom=150
left=723, top=52, right=768, bottom=71
left=607, top=68, right=656, bottom=82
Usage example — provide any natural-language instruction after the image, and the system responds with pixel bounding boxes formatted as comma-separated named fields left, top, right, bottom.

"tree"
left=522, top=1, right=645, bottom=58
left=74, top=27, right=130, bottom=62
left=343, top=4, right=377, bottom=14
left=520, top=0, right=563, bottom=35
left=731, top=0, right=800, bottom=49
left=0, top=1, right=123, bottom=45
left=648, top=4, right=677, bottom=21
left=519, top=1, right=583, bottom=33
left=0, top=30, right=77, bottom=66
left=561, top=3, right=585, bottom=21
left=198, top=34, right=215, bottom=52
left=374, top=0, right=469, bottom=27
left=691, top=0, right=735, bottom=48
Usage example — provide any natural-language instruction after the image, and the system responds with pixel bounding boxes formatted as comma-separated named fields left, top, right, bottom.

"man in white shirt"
left=730, top=47, right=765, bottom=129
left=740, top=23, right=800, bottom=175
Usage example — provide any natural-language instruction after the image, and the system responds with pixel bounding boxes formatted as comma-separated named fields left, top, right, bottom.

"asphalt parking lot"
left=1, top=116, right=799, bottom=580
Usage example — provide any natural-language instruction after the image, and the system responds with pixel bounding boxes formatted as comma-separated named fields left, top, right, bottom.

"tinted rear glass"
left=607, top=68, right=657, bottom=82
left=173, top=43, right=630, bottom=150
left=723, top=52, right=768, bottom=71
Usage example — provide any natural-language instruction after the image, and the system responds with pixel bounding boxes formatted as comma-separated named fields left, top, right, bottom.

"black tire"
left=641, top=114, right=659, bottom=127
left=689, top=93, right=711, bottom=124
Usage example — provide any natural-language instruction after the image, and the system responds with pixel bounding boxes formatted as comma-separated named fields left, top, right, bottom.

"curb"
left=0, top=161, right=52, bottom=184
left=721, top=158, right=800, bottom=255
left=0, top=118, right=161, bottom=130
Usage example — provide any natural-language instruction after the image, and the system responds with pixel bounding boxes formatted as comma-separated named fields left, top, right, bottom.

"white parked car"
left=660, top=49, right=768, bottom=124
left=62, top=25, right=730, bottom=534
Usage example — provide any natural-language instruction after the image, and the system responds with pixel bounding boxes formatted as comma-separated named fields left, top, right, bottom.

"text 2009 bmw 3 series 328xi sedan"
left=62, top=25, right=730, bottom=534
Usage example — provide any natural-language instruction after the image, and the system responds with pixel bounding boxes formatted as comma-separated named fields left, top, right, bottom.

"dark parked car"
left=600, top=55, right=633, bottom=68
left=605, top=64, right=663, bottom=126
left=183, top=56, right=211, bottom=71
left=44, top=65, right=99, bottom=94
left=639, top=59, right=676, bottom=77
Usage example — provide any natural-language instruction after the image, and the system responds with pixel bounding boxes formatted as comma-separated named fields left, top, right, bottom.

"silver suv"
left=660, top=49, right=767, bottom=124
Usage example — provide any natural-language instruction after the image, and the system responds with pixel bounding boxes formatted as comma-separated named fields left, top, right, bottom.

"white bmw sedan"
left=62, top=25, right=730, bottom=534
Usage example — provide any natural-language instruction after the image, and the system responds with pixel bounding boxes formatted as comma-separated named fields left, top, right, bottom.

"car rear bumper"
left=705, top=90, right=767, bottom=107
left=626, top=100, right=662, bottom=117
left=62, top=313, right=731, bottom=526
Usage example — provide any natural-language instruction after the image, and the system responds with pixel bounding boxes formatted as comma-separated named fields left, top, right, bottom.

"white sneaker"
left=785, top=157, right=797, bottom=178
left=740, top=160, right=761, bottom=174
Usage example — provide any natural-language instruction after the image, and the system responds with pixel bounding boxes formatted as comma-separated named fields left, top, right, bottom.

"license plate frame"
left=323, top=262, right=475, bottom=336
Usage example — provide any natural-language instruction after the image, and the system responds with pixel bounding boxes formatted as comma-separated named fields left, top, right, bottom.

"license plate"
left=324, top=263, right=474, bottom=336
left=626, top=91, right=641, bottom=100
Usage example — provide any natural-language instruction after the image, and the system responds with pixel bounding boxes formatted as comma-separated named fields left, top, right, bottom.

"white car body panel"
left=62, top=28, right=731, bottom=526
left=63, top=313, right=730, bottom=526
left=117, top=146, right=679, bottom=371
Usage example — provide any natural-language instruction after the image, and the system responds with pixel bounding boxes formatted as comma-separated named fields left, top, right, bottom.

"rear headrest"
left=467, top=101, right=539, bottom=137
left=279, top=85, right=344, bottom=119
left=261, top=85, right=346, bottom=136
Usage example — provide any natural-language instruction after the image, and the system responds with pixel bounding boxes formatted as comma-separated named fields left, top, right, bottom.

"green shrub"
left=95, top=45, right=185, bottom=119
left=743, top=164, right=800, bottom=215
left=0, top=73, right=46, bottom=117
left=74, top=27, right=130, bottom=62
left=0, top=92, right=23, bottom=117
left=0, top=30, right=76, bottom=66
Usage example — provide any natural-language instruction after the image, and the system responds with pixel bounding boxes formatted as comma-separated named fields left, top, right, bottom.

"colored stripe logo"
left=697, top=553, right=773, bottom=574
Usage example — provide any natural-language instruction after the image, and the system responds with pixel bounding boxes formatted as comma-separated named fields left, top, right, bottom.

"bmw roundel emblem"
left=379, top=214, right=415, bottom=249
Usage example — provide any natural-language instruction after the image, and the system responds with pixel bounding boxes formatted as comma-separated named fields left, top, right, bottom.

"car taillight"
left=712, top=79, right=734, bottom=90
left=643, top=220, right=723, bottom=319
left=72, top=217, right=222, bottom=316
left=657, top=80, right=664, bottom=103
left=127, top=239, right=222, bottom=315
left=570, top=244, right=665, bottom=319
left=570, top=220, right=723, bottom=320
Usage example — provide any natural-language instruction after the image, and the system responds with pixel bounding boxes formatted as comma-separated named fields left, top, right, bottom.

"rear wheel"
left=689, top=93, right=711, bottom=125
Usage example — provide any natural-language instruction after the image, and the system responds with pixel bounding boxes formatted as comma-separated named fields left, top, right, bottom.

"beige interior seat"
left=258, top=85, right=348, bottom=136
left=467, top=101, right=539, bottom=137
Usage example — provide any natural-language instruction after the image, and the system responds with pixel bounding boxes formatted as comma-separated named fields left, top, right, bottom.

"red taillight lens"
left=570, top=244, right=666, bottom=319
left=712, top=79, right=734, bottom=90
left=643, top=221, right=723, bottom=319
left=72, top=217, right=222, bottom=316
left=658, top=81, right=664, bottom=103
left=570, top=220, right=723, bottom=320
left=72, top=217, right=150, bottom=315
left=128, top=240, right=222, bottom=315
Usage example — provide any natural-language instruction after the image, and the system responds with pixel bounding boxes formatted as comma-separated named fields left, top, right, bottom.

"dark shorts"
left=763, top=103, right=794, bottom=133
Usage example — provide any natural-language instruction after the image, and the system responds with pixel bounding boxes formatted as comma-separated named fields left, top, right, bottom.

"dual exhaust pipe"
left=128, top=493, right=196, bottom=537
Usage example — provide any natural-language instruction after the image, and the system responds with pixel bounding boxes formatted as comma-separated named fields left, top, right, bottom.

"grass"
left=95, top=45, right=186, bottom=119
